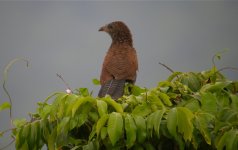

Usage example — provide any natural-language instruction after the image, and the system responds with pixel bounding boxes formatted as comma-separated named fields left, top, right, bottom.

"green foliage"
left=1, top=66, right=238, bottom=150
left=0, top=102, right=11, bottom=111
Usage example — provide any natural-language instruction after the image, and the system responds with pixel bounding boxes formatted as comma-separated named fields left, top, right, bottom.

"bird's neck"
left=110, top=31, right=133, bottom=47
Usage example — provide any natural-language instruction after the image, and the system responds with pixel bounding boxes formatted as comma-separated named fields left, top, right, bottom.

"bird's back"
left=101, top=45, right=138, bottom=84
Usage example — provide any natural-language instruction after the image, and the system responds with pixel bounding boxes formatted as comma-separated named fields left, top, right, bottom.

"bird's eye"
left=108, top=24, right=113, bottom=29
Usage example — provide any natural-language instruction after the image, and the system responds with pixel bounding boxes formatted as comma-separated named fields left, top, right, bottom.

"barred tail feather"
left=98, top=79, right=126, bottom=100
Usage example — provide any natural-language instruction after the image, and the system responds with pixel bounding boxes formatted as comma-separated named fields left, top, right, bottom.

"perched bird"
left=98, top=21, right=138, bottom=100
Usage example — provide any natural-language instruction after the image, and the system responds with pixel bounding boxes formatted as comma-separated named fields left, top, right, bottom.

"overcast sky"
left=0, top=1, right=238, bottom=148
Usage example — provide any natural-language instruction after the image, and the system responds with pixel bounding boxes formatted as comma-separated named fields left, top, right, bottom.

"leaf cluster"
left=1, top=67, right=238, bottom=150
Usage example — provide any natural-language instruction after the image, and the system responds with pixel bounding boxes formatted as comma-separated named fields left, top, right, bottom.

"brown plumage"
left=98, top=21, right=138, bottom=100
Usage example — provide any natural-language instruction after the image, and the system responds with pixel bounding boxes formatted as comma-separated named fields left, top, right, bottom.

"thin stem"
left=2, top=58, right=29, bottom=127
left=2, top=81, right=13, bottom=126
left=1, top=127, right=16, bottom=135
left=159, top=62, right=174, bottom=73
left=218, top=67, right=238, bottom=73
left=212, top=54, right=217, bottom=67
left=56, top=73, right=72, bottom=92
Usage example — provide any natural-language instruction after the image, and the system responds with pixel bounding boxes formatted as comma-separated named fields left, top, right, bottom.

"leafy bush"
left=1, top=62, right=238, bottom=150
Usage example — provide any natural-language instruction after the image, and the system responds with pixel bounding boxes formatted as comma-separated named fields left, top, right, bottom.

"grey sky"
left=0, top=1, right=238, bottom=149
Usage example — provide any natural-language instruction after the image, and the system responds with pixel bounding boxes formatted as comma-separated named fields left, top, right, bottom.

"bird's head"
left=99, top=21, right=133, bottom=46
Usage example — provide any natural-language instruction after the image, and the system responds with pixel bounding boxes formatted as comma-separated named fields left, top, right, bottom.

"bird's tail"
left=98, top=79, right=126, bottom=100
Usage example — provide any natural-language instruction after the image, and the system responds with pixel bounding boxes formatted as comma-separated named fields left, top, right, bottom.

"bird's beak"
left=99, top=25, right=106, bottom=32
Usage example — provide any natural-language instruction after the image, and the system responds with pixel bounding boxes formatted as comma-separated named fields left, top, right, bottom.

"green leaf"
left=79, top=88, right=90, bottom=96
left=216, top=129, right=238, bottom=150
left=167, top=107, right=194, bottom=142
left=107, top=112, right=123, bottom=146
left=183, top=98, right=200, bottom=112
left=41, top=119, right=50, bottom=142
left=200, top=81, right=232, bottom=93
left=158, top=81, right=171, bottom=89
left=216, top=92, right=230, bottom=108
left=144, top=142, right=156, bottom=150
left=100, top=127, right=107, bottom=140
left=194, top=112, right=214, bottom=145
left=180, top=72, right=201, bottom=92
left=72, top=113, right=88, bottom=129
left=52, top=92, right=68, bottom=104
left=158, top=92, right=172, bottom=106
left=89, top=125, right=96, bottom=141
left=83, top=141, right=96, bottom=150
left=13, top=118, right=27, bottom=128
left=96, top=114, right=109, bottom=136
left=72, top=97, right=95, bottom=117
left=36, top=121, right=42, bottom=149
left=97, top=100, right=108, bottom=117
left=0, top=102, right=11, bottom=111
left=125, top=95, right=137, bottom=105
left=39, top=104, right=52, bottom=119
left=217, top=108, right=238, bottom=122
left=57, top=117, right=70, bottom=136
left=15, top=127, right=24, bottom=149
left=131, top=85, right=146, bottom=96
left=125, top=114, right=137, bottom=148
left=29, top=121, right=41, bottom=149
left=0, top=131, right=3, bottom=137
left=146, top=112, right=154, bottom=138
left=132, top=103, right=151, bottom=117
left=147, top=91, right=165, bottom=109
left=103, top=97, right=123, bottom=113
left=200, top=92, right=217, bottom=113
left=229, top=93, right=238, bottom=110
left=47, top=128, right=57, bottom=150
left=22, top=124, right=31, bottom=145
left=146, top=109, right=165, bottom=138
left=153, top=109, right=165, bottom=138
left=92, top=78, right=100, bottom=85
left=47, top=136, right=55, bottom=150
left=133, top=115, right=147, bottom=143
left=159, top=120, right=172, bottom=139
left=71, top=146, right=81, bottom=150
left=88, top=111, right=99, bottom=122
left=43, top=92, right=64, bottom=103
left=65, top=94, right=79, bottom=116
left=54, top=94, right=68, bottom=118
left=132, top=144, right=144, bottom=150
left=21, top=141, right=29, bottom=150
left=167, top=72, right=182, bottom=82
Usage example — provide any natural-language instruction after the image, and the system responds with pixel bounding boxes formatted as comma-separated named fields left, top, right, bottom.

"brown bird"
left=98, top=21, right=138, bottom=100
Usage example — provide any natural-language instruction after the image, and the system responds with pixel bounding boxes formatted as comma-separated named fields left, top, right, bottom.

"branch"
left=212, top=49, right=228, bottom=67
left=56, top=73, right=73, bottom=94
left=218, top=67, right=238, bottom=73
left=0, top=127, right=16, bottom=135
left=2, top=58, right=29, bottom=126
left=212, top=54, right=217, bottom=67
left=159, top=62, right=174, bottom=73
